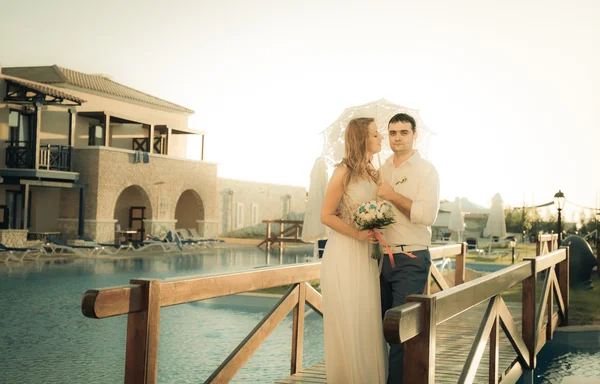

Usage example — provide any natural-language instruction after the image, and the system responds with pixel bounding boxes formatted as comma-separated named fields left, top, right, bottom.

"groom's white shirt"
left=380, top=151, right=440, bottom=247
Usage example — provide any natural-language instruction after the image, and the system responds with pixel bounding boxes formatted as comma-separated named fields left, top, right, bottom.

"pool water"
left=523, top=331, right=600, bottom=383
left=0, top=244, right=324, bottom=383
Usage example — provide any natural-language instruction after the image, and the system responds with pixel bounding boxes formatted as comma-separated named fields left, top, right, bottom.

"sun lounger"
left=187, top=228, right=225, bottom=246
left=79, top=236, right=132, bottom=255
left=0, top=243, right=42, bottom=261
left=129, top=237, right=180, bottom=253
left=1, top=249, right=26, bottom=263
left=43, top=236, right=103, bottom=257
left=173, top=229, right=206, bottom=248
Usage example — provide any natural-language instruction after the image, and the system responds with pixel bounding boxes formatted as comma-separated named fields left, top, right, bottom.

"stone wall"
left=0, top=229, right=28, bottom=248
left=59, top=147, right=218, bottom=242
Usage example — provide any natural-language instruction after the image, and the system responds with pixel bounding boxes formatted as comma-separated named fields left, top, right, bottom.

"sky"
left=1, top=0, right=599, bottom=220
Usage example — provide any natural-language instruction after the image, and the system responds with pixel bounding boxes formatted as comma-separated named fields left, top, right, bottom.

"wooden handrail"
left=82, top=263, right=322, bottom=383
left=429, top=243, right=463, bottom=260
left=529, top=249, right=566, bottom=273
left=261, top=220, right=303, bottom=224
left=83, top=263, right=320, bottom=319
left=385, top=243, right=466, bottom=343
left=434, top=262, right=532, bottom=325
left=384, top=241, right=570, bottom=384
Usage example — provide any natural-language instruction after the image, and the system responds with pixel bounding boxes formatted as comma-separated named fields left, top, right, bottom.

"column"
left=78, top=187, right=85, bottom=237
left=166, top=128, right=172, bottom=155
left=201, top=134, right=205, bottom=160
left=68, top=109, right=77, bottom=148
left=148, top=124, right=155, bottom=153
left=22, top=184, right=30, bottom=229
left=104, top=113, right=111, bottom=147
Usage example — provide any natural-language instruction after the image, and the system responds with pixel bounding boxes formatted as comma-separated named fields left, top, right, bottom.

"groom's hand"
left=377, top=180, right=395, bottom=201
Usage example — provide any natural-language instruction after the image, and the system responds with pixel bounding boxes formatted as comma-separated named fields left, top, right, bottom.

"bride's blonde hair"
left=339, top=117, right=379, bottom=190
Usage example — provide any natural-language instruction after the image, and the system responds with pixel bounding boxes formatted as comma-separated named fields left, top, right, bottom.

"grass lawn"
left=465, top=242, right=539, bottom=264
left=499, top=272, right=600, bottom=325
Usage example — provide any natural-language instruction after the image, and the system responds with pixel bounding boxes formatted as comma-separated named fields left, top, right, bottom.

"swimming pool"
left=517, top=328, right=600, bottom=383
left=0, top=244, right=324, bottom=383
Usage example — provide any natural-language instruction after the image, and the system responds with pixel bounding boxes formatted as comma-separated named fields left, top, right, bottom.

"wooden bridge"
left=81, top=234, right=568, bottom=383
left=257, top=220, right=305, bottom=249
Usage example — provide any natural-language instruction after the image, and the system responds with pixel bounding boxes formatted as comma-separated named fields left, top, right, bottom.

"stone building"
left=0, top=64, right=218, bottom=246
left=218, top=178, right=307, bottom=235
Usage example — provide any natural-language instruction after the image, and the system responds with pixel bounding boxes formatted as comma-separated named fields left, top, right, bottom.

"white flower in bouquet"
left=353, top=200, right=395, bottom=260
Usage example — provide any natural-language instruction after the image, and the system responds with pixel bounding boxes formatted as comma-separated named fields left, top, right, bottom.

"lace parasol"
left=302, top=99, right=435, bottom=242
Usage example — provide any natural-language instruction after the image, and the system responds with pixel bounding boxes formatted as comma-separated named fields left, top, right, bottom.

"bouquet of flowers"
left=353, top=200, right=395, bottom=260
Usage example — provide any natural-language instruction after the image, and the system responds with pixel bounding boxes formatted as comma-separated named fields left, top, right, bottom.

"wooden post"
left=547, top=275, right=554, bottom=341
left=290, top=282, right=306, bottom=374
left=45, top=144, right=51, bottom=169
left=404, top=295, right=436, bottom=384
left=489, top=308, right=499, bottom=384
left=557, top=246, right=570, bottom=325
left=522, top=257, right=537, bottom=382
left=266, top=222, right=271, bottom=250
left=535, top=235, right=541, bottom=257
left=104, top=113, right=111, bottom=147
left=455, top=242, right=467, bottom=285
left=34, top=103, right=42, bottom=170
left=279, top=221, right=284, bottom=248
left=596, top=238, right=599, bottom=277
left=124, top=279, right=162, bottom=384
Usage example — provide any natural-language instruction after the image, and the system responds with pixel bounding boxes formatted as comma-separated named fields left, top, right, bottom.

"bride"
left=320, top=117, right=387, bottom=383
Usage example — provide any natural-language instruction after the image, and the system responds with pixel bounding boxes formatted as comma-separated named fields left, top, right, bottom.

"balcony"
left=5, top=142, right=72, bottom=171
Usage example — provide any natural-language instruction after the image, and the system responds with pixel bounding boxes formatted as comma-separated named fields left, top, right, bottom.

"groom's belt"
left=388, top=244, right=429, bottom=253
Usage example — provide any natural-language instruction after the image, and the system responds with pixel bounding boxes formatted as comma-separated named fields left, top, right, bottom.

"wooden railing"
left=81, top=243, right=466, bottom=383
left=132, top=137, right=165, bottom=154
left=426, top=243, right=467, bottom=294
left=5, top=141, right=34, bottom=169
left=536, top=233, right=559, bottom=256
left=81, top=263, right=322, bottom=383
left=384, top=235, right=569, bottom=384
left=5, top=141, right=72, bottom=171
left=257, top=220, right=304, bottom=249
left=39, top=144, right=71, bottom=171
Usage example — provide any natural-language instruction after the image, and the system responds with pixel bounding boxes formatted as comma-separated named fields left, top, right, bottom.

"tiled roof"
left=2, top=65, right=194, bottom=114
left=0, top=74, right=86, bottom=104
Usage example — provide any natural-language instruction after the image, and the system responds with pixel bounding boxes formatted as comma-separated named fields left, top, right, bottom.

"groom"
left=377, top=113, right=440, bottom=384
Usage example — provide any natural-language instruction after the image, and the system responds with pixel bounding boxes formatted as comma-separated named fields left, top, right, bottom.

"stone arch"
left=113, top=185, right=153, bottom=241
left=174, top=189, right=204, bottom=233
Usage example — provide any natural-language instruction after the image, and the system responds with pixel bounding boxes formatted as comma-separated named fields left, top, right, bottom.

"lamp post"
left=509, top=239, right=517, bottom=264
left=554, top=190, right=565, bottom=242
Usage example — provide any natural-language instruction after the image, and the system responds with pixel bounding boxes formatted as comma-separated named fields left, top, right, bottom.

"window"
left=251, top=204, right=259, bottom=225
left=236, top=203, right=244, bottom=229
left=8, top=110, right=32, bottom=145
left=88, top=124, right=104, bottom=146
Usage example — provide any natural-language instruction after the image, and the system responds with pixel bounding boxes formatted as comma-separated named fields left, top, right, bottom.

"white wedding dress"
left=320, top=178, right=388, bottom=383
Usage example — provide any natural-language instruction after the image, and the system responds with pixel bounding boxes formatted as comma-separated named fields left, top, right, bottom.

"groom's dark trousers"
left=380, top=248, right=432, bottom=384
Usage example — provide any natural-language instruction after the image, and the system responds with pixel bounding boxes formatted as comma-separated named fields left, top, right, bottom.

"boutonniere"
left=395, top=177, right=408, bottom=185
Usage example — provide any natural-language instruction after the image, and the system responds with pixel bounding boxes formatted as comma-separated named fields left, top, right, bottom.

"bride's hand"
left=357, top=230, right=378, bottom=244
